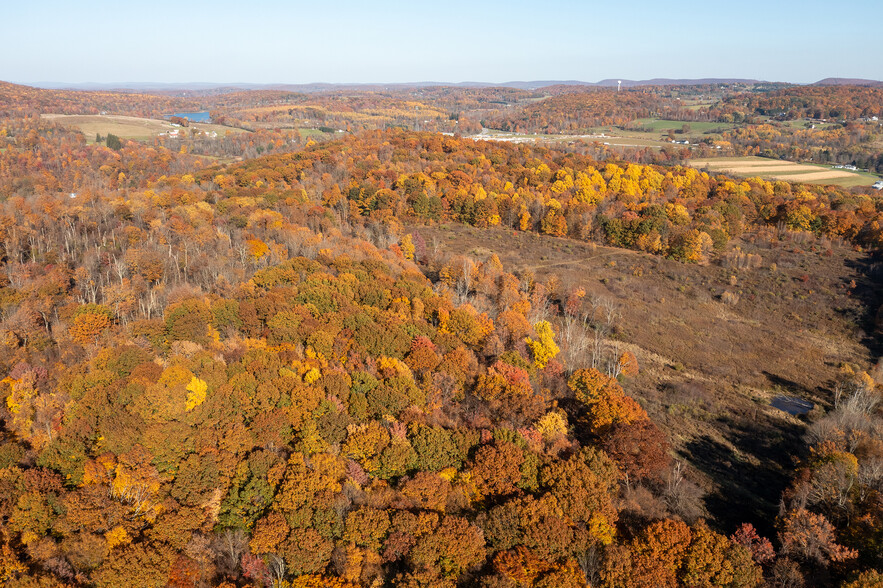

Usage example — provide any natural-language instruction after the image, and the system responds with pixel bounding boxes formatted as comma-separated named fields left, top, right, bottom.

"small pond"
left=771, top=396, right=814, bottom=416
left=169, top=111, right=211, bottom=123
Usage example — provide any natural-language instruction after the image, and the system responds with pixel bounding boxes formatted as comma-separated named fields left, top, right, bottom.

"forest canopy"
left=0, top=80, right=881, bottom=587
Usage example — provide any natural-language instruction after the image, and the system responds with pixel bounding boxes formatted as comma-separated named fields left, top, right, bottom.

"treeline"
left=722, top=86, right=883, bottom=121
left=220, top=93, right=452, bottom=134
left=203, top=130, right=883, bottom=263
left=0, top=118, right=206, bottom=194
left=482, top=90, right=695, bottom=134
left=405, top=86, right=538, bottom=111
left=153, top=127, right=304, bottom=160
left=9, top=81, right=883, bottom=179
left=715, top=122, right=883, bottom=173
left=0, top=83, right=312, bottom=123
left=0, top=82, right=201, bottom=120
left=480, top=83, right=782, bottom=134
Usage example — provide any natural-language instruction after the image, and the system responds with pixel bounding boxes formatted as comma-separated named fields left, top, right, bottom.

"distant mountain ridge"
left=27, top=79, right=766, bottom=93
left=23, top=77, right=883, bottom=93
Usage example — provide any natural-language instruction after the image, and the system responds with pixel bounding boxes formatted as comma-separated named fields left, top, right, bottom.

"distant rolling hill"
left=24, top=77, right=883, bottom=94
left=595, top=78, right=763, bottom=87
left=27, top=78, right=771, bottom=93
left=813, top=77, right=883, bottom=87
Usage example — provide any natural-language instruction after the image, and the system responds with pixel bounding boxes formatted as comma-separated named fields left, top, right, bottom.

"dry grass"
left=414, top=222, right=878, bottom=532
left=728, top=165, right=828, bottom=173
left=418, top=223, right=871, bottom=404
left=771, top=170, right=858, bottom=181
left=691, top=159, right=790, bottom=168
left=689, top=156, right=879, bottom=187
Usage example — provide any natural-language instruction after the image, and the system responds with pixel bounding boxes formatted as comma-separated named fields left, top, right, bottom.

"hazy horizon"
left=5, top=0, right=881, bottom=86
left=19, top=77, right=881, bottom=90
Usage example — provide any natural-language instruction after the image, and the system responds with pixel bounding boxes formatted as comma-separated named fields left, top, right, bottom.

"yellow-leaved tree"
left=185, top=376, right=207, bottom=411
left=525, top=321, right=560, bottom=369
left=401, top=234, right=415, bottom=261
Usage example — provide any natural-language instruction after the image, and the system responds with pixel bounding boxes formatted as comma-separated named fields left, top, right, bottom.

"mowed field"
left=41, top=114, right=247, bottom=143
left=689, top=156, right=880, bottom=188
left=630, top=118, right=737, bottom=133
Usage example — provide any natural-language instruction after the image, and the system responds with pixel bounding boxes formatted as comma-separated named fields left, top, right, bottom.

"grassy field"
left=575, top=118, right=738, bottom=149
left=689, top=156, right=880, bottom=188
left=42, top=114, right=247, bottom=143
left=681, top=101, right=717, bottom=111
left=475, top=128, right=673, bottom=149
left=630, top=118, right=737, bottom=133
left=777, top=119, right=841, bottom=131
left=597, top=135, right=675, bottom=148
left=298, top=127, right=333, bottom=139
left=590, top=125, right=704, bottom=148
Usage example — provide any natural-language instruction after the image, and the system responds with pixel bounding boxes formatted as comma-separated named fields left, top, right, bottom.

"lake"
left=170, top=111, right=211, bottom=123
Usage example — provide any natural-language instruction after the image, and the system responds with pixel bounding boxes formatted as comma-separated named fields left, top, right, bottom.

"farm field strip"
left=691, top=158, right=810, bottom=167
left=772, top=171, right=859, bottom=181
left=688, top=156, right=879, bottom=187
left=705, top=165, right=837, bottom=173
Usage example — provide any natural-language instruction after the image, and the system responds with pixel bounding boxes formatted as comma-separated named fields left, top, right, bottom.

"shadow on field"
left=762, top=371, right=828, bottom=400
left=843, top=254, right=883, bottom=357
left=681, top=413, right=806, bottom=538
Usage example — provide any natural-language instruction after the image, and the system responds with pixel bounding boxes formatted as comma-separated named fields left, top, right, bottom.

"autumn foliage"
left=0, top=81, right=880, bottom=587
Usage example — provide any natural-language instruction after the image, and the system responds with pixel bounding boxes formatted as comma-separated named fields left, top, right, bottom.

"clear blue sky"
left=4, top=0, right=880, bottom=85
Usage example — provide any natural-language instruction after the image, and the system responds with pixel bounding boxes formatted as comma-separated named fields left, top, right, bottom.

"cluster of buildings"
left=157, top=127, right=219, bottom=139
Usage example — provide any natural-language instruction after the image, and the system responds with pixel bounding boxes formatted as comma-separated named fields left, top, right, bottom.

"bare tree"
left=560, top=312, right=592, bottom=368
left=664, top=461, right=705, bottom=522
left=455, top=257, right=475, bottom=301
left=212, top=528, right=247, bottom=578
left=268, top=555, right=286, bottom=587
left=576, top=545, right=602, bottom=587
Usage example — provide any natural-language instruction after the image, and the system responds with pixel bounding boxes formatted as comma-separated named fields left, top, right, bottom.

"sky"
left=3, top=0, right=881, bottom=86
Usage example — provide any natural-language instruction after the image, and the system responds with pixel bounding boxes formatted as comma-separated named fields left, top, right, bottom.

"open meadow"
left=629, top=117, right=737, bottom=134
left=415, top=222, right=877, bottom=533
left=41, top=113, right=248, bottom=143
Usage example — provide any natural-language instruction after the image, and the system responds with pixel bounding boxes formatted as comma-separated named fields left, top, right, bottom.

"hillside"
left=414, top=222, right=878, bottom=532
left=0, top=86, right=882, bottom=587
left=813, top=78, right=883, bottom=87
